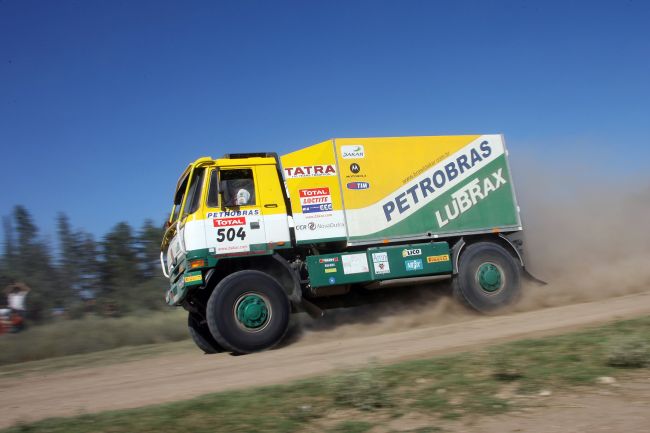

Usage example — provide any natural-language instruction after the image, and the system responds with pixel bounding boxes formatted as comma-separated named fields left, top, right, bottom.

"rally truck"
left=161, top=134, right=531, bottom=354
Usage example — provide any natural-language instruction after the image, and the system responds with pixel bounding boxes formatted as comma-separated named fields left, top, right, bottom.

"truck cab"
left=161, top=154, right=291, bottom=306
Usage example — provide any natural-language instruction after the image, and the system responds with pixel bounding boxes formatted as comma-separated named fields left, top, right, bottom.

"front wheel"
left=206, top=270, right=290, bottom=354
left=452, top=241, right=521, bottom=313
left=188, top=313, right=224, bottom=354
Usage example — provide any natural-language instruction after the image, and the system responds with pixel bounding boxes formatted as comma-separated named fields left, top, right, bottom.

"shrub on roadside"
left=0, top=309, right=188, bottom=366
left=606, top=336, right=650, bottom=368
left=329, top=363, right=392, bottom=411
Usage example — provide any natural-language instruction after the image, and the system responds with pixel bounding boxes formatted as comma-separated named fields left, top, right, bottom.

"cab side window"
left=184, top=168, right=205, bottom=215
left=207, top=168, right=256, bottom=207
left=207, top=170, right=220, bottom=207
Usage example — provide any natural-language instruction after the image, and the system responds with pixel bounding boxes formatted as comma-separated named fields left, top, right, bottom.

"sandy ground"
left=445, top=375, right=650, bottom=433
left=0, top=291, right=649, bottom=429
left=356, top=374, right=650, bottom=433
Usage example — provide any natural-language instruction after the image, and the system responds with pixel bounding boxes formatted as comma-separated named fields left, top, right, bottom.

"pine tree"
left=11, top=206, right=61, bottom=321
left=138, top=219, right=164, bottom=279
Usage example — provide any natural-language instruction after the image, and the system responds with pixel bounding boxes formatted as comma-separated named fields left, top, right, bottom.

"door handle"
left=250, top=222, right=260, bottom=229
left=264, top=203, right=278, bottom=208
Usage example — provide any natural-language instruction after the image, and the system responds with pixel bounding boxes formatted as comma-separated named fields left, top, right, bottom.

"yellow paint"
left=168, top=135, right=482, bottom=237
left=427, top=254, right=450, bottom=263
left=281, top=140, right=344, bottom=216
left=184, top=274, right=203, bottom=283
left=335, top=136, right=479, bottom=208
left=171, top=155, right=287, bottom=227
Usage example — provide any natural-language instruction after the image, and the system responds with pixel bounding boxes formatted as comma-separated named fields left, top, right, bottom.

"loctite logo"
left=284, top=165, right=337, bottom=178
left=299, top=187, right=333, bottom=214
left=213, top=217, right=246, bottom=227
left=346, top=182, right=370, bottom=190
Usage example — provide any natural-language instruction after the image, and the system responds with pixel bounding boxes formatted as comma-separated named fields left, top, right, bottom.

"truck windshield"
left=170, top=167, right=205, bottom=223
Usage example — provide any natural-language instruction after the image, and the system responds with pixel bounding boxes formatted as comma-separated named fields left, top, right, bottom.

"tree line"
left=0, top=205, right=167, bottom=322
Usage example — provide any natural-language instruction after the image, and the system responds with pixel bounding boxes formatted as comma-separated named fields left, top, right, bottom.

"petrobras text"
left=207, top=209, right=260, bottom=218
left=382, top=141, right=492, bottom=222
left=435, top=168, right=507, bottom=228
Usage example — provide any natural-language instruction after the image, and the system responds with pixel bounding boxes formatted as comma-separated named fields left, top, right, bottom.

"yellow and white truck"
left=161, top=135, right=531, bottom=354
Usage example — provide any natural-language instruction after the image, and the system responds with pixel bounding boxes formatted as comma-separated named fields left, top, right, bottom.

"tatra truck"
left=161, top=135, right=532, bottom=354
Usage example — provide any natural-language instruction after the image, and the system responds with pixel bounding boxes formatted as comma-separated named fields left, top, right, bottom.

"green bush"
left=606, top=336, right=650, bottom=368
left=329, top=363, right=392, bottom=411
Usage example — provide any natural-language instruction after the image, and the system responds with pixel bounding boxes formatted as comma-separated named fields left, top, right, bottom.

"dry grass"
left=0, top=309, right=188, bottom=366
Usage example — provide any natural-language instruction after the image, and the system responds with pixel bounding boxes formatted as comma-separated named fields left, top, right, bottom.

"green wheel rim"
left=477, top=262, right=503, bottom=293
left=235, top=294, right=270, bottom=330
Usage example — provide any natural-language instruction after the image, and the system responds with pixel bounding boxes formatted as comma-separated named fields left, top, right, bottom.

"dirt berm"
left=1, top=291, right=649, bottom=429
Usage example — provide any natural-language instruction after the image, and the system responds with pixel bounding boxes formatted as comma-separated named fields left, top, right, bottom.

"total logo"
left=346, top=182, right=370, bottom=190
left=341, top=145, right=365, bottom=159
left=213, top=217, right=246, bottom=227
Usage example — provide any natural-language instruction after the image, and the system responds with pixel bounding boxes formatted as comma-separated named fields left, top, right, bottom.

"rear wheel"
left=188, top=313, right=223, bottom=354
left=206, top=270, right=290, bottom=354
left=452, top=241, right=521, bottom=312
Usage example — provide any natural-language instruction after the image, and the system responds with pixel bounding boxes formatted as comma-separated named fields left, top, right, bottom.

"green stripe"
left=350, top=155, right=519, bottom=242
left=296, top=236, right=347, bottom=245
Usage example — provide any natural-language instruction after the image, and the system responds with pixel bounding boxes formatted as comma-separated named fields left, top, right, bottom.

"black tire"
left=188, top=313, right=223, bottom=354
left=206, top=270, right=290, bottom=354
left=452, top=241, right=521, bottom=313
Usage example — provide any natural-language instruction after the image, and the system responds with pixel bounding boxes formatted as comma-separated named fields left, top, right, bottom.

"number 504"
left=216, top=227, right=247, bottom=242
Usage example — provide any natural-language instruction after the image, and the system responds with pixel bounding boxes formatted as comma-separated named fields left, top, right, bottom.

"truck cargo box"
left=281, top=135, right=521, bottom=246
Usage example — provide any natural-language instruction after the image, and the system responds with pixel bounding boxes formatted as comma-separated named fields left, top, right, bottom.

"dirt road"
left=1, top=291, right=650, bottom=428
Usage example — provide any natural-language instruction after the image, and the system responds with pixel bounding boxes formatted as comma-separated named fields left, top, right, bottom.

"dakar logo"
left=341, top=145, right=365, bottom=159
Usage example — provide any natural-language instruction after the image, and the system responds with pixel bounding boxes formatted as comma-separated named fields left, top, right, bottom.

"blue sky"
left=1, top=0, right=649, bottom=242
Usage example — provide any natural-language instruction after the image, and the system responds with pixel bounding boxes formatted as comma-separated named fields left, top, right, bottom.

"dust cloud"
left=293, top=151, right=650, bottom=345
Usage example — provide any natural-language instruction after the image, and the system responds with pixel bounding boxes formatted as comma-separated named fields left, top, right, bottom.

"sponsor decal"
left=341, top=145, right=365, bottom=159
left=382, top=140, right=493, bottom=222
left=374, top=261, right=390, bottom=274
left=405, top=259, right=424, bottom=272
left=372, top=252, right=390, bottom=275
left=184, top=274, right=202, bottom=283
left=324, top=268, right=337, bottom=273
left=319, top=257, right=340, bottom=263
left=435, top=168, right=507, bottom=228
left=284, top=165, right=337, bottom=178
left=427, top=254, right=450, bottom=263
left=328, top=276, right=336, bottom=284
left=342, top=253, right=369, bottom=275
left=299, top=187, right=333, bottom=214
left=349, top=163, right=361, bottom=174
left=207, top=209, right=259, bottom=218
left=402, top=248, right=422, bottom=258
left=213, top=217, right=246, bottom=227
left=346, top=182, right=370, bottom=190
left=295, top=222, right=345, bottom=231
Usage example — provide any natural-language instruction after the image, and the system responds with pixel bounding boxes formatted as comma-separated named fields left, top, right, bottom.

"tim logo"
left=346, top=182, right=370, bottom=190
